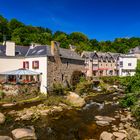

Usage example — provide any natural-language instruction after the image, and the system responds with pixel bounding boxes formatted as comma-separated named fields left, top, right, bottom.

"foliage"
left=120, top=60, right=140, bottom=122
left=123, top=60, right=140, bottom=93
left=70, top=70, right=85, bottom=87
left=1, top=15, right=140, bottom=52
left=0, top=90, right=5, bottom=99
left=120, top=92, right=139, bottom=107
left=75, top=80, right=93, bottom=95
left=52, top=83, right=65, bottom=96
left=44, top=95, right=70, bottom=106
left=132, top=101, right=140, bottom=121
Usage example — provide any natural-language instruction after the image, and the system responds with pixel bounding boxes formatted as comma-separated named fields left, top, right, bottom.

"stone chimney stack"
left=87, top=60, right=93, bottom=77
left=5, top=41, right=15, bottom=56
left=51, top=41, right=60, bottom=56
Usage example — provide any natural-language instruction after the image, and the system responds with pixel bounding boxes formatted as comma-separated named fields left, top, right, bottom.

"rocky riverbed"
left=0, top=92, right=139, bottom=140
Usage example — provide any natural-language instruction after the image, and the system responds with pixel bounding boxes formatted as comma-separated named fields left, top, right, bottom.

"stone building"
left=81, top=51, right=137, bottom=77
left=129, top=46, right=140, bottom=59
left=81, top=51, right=119, bottom=77
left=0, top=41, right=85, bottom=93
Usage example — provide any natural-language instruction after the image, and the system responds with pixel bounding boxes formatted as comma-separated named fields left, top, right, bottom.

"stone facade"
left=0, top=83, right=39, bottom=95
left=0, top=41, right=85, bottom=93
left=84, top=52, right=117, bottom=77
left=47, top=56, right=85, bottom=88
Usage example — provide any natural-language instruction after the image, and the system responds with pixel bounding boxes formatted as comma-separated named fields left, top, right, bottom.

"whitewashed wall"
left=0, top=57, right=23, bottom=73
left=0, top=56, right=48, bottom=93
left=25, top=57, right=47, bottom=93
left=118, top=56, right=137, bottom=76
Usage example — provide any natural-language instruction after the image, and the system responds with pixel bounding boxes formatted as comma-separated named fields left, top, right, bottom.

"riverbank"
left=0, top=91, right=139, bottom=140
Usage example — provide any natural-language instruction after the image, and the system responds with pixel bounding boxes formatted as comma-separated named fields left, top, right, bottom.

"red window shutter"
left=23, top=62, right=25, bottom=68
left=37, top=61, right=39, bottom=69
left=27, top=62, right=29, bottom=69
left=32, top=61, right=34, bottom=69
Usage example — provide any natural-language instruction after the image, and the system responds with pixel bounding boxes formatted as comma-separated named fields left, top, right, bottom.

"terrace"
left=0, top=69, right=42, bottom=95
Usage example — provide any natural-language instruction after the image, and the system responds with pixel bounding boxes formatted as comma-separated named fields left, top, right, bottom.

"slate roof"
left=0, top=45, right=5, bottom=56
left=108, top=52, right=121, bottom=60
left=0, top=45, right=84, bottom=60
left=0, top=45, right=29, bottom=57
left=81, top=51, right=116, bottom=61
left=129, top=46, right=140, bottom=54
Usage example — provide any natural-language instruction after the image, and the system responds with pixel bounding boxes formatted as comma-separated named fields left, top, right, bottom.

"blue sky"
left=0, top=0, right=140, bottom=41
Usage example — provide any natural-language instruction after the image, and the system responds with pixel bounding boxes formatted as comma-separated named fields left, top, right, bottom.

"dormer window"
left=15, top=51, right=20, bottom=55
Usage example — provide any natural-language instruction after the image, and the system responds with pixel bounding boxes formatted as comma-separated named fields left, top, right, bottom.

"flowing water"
left=0, top=93, right=123, bottom=140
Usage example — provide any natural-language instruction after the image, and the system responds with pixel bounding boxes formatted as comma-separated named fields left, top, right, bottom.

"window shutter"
left=27, top=62, right=29, bottom=69
left=23, top=62, right=25, bottom=68
left=32, top=61, right=34, bottom=69
left=37, top=61, right=39, bottom=69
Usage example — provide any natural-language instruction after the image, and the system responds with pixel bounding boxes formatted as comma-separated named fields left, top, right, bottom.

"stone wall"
left=0, top=83, right=40, bottom=96
left=47, top=56, right=85, bottom=89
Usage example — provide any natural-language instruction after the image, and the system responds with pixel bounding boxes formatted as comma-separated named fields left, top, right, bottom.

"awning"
left=0, top=68, right=41, bottom=76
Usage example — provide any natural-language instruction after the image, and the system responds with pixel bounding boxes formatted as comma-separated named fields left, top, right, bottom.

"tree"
left=8, top=18, right=24, bottom=31
left=11, top=27, right=30, bottom=45
left=69, top=32, right=89, bottom=44
left=0, top=15, right=9, bottom=42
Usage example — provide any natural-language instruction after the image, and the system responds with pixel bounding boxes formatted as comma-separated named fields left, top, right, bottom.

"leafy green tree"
left=11, top=27, right=30, bottom=45
left=0, top=15, right=9, bottom=42
left=69, top=32, right=89, bottom=44
left=90, top=39, right=100, bottom=51
left=1, top=14, right=140, bottom=54
left=8, top=18, right=24, bottom=31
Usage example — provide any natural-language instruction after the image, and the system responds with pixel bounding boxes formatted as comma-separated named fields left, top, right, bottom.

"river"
left=0, top=92, right=124, bottom=140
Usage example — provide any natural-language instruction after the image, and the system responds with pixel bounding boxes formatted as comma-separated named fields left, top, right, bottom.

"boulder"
left=113, top=132, right=127, bottom=140
left=95, top=116, right=115, bottom=123
left=20, top=110, right=34, bottom=121
left=0, top=136, right=12, bottom=140
left=52, top=106, right=63, bottom=112
left=118, top=130, right=128, bottom=135
left=2, top=103, right=15, bottom=108
left=96, top=121, right=110, bottom=126
left=40, top=109, right=50, bottom=116
left=100, top=131, right=115, bottom=140
left=107, top=86, right=117, bottom=93
left=67, top=92, right=85, bottom=107
left=112, top=125, right=118, bottom=131
left=118, top=123, right=124, bottom=130
left=11, top=128, right=37, bottom=140
left=0, top=112, right=5, bottom=124
left=126, top=126, right=140, bottom=140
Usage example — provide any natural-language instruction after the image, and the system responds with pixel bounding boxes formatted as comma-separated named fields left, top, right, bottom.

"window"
left=23, top=61, right=29, bottom=69
left=67, top=62, right=69, bottom=67
left=32, top=61, right=39, bottom=69
left=93, top=64, right=98, bottom=67
left=62, top=74, right=64, bottom=81
left=120, top=61, right=123, bottom=66
left=128, top=63, right=132, bottom=66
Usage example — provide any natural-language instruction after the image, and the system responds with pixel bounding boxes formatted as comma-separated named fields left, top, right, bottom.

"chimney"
left=51, top=41, right=60, bottom=56
left=69, top=44, right=76, bottom=51
left=30, top=43, right=41, bottom=49
left=5, top=41, right=15, bottom=56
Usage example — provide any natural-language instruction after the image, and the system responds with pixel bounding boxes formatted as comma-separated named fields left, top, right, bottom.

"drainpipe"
left=46, top=56, right=48, bottom=94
